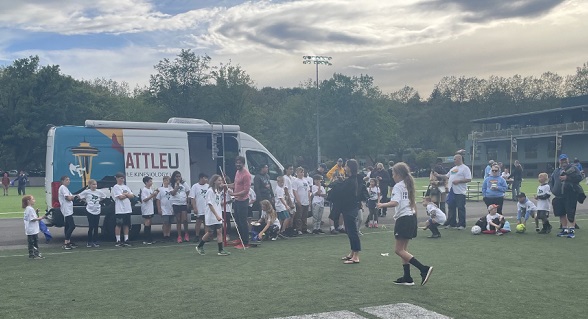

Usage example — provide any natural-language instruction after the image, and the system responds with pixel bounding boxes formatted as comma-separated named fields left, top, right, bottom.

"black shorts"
left=552, top=196, right=576, bottom=220
left=394, top=214, right=417, bottom=240
left=173, top=205, right=188, bottom=214
left=142, top=214, right=153, bottom=219
left=207, top=224, right=222, bottom=231
left=536, top=210, right=549, bottom=220
left=195, top=215, right=205, bottom=221
left=115, top=213, right=131, bottom=227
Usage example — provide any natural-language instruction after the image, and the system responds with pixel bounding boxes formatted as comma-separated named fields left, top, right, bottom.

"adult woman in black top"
left=332, top=159, right=366, bottom=264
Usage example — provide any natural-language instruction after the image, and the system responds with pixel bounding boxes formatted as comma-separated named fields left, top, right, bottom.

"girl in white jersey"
left=156, top=176, right=173, bottom=241
left=170, top=170, right=191, bottom=243
left=78, top=179, right=107, bottom=247
left=378, top=162, right=433, bottom=286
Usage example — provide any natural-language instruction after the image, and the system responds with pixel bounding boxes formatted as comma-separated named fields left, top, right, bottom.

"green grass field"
left=0, top=180, right=543, bottom=218
left=1, top=225, right=587, bottom=319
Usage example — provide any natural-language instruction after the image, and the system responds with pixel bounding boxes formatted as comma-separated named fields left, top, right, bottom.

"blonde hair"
left=392, top=162, right=417, bottom=214
left=22, top=195, right=33, bottom=209
left=260, top=200, right=276, bottom=222
left=538, top=172, right=548, bottom=182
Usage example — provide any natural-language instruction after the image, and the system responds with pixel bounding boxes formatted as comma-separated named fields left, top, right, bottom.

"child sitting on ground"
left=534, top=173, right=552, bottom=234
left=476, top=204, right=507, bottom=235
left=516, top=192, right=537, bottom=227
left=422, top=196, right=446, bottom=238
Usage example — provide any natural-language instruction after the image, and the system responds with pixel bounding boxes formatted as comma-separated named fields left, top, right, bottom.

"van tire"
left=48, top=208, right=64, bottom=227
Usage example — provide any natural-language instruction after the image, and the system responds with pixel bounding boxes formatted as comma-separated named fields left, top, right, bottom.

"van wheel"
left=129, top=224, right=141, bottom=240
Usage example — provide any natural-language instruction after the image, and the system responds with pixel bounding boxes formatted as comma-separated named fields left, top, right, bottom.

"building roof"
left=471, top=104, right=588, bottom=124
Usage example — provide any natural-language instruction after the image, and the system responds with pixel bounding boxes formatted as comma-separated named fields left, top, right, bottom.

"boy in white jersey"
left=156, top=176, right=173, bottom=241
left=516, top=192, right=537, bottom=227
left=422, top=196, right=446, bottom=238
left=23, top=195, right=46, bottom=259
left=195, top=174, right=230, bottom=256
left=311, top=175, right=326, bottom=234
left=534, top=173, right=552, bottom=234
left=190, top=173, right=209, bottom=243
left=78, top=179, right=107, bottom=247
left=140, top=176, right=159, bottom=245
left=113, top=172, right=134, bottom=247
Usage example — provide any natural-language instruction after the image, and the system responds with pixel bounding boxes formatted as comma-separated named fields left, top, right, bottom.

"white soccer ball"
left=471, top=225, right=482, bottom=235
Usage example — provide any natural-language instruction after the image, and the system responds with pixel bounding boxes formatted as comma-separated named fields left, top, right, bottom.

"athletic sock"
left=409, top=257, right=427, bottom=273
left=218, top=243, right=223, bottom=252
left=115, top=235, right=121, bottom=242
left=403, top=264, right=411, bottom=278
left=330, top=226, right=335, bottom=231
left=124, top=235, right=129, bottom=241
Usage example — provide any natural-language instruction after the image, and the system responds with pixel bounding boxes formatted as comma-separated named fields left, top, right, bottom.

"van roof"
left=84, top=120, right=240, bottom=133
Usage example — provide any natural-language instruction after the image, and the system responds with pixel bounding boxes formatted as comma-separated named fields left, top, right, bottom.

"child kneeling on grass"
left=253, top=200, right=281, bottom=241
left=422, top=197, right=446, bottom=238
left=516, top=192, right=537, bottom=227
left=195, top=174, right=230, bottom=256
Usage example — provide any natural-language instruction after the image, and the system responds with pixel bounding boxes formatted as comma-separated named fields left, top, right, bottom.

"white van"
left=44, top=118, right=283, bottom=239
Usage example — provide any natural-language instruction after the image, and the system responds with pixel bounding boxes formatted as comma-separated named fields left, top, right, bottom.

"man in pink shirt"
left=229, top=156, right=252, bottom=249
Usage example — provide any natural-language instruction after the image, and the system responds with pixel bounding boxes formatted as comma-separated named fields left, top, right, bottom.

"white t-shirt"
left=112, top=184, right=133, bottom=214
left=79, top=189, right=106, bottom=215
left=446, top=164, right=472, bottom=195
left=292, top=177, right=310, bottom=206
left=517, top=199, right=537, bottom=215
left=391, top=180, right=415, bottom=220
left=23, top=206, right=40, bottom=235
left=156, top=186, right=173, bottom=216
left=311, top=185, right=325, bottom=205
left=261, top=210, right=281, bottom=229
left=170, top=181, right=190, bottom=206
left=140, top=187, right=155, bottom=216
left=536, top=184, right=551, bottom=211
left=426, top=203, right=446, bottom=224
left=486, top=213, right=503, bottom=230
left=190, top=183, right=209, bottom=216
left=58, top=185, right=74, bottom=217
left=283, top=175, right=295, bottom=204
left=368, top=186, right=380, bottom=201
left=205, top=188, right=223, bottom=226
left=248, top=188, right=256, bottom=207
left=274, top=186, right=287, bottom=212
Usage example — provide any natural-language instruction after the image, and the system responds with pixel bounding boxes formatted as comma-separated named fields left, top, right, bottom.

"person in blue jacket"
left=482, top=165, right=508, bottom=215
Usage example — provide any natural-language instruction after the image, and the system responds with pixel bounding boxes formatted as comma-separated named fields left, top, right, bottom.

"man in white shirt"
left=436, top=154, right=471, bottom=230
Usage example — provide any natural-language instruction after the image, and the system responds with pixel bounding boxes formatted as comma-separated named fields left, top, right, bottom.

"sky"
left=1, top=0, right=587, bottom=96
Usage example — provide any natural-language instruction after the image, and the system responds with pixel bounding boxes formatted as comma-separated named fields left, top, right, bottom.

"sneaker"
left=218, top=250, right=231, bottom=256
left=317, top=229, right=325, bottom=234
left=195, top=247, right=205, bottom=255
left=535, top=228, right=540, bottom=233
left=86, top=242, right=93, bottom=248
left=456, top=226, right=465, bottom=230
left=557, top=230, right=568, bottom=237
left=427, top=234, right=441, bottom=238
left=123, top=241, right=132, bottom=247
left=33, top=255, right=45, bottom=260
left=393, top=277, right=415, bottom=286
left=546, top=224, right=553, bottom=233
left=278, top=233, right=288, bottom=239
left=184, top=233, right=190, bottom=242
left=63, top=244, right=72, bottom=250
left=374, top=222, right=379, bottom=228
left=234, top=244, right=250, bottom=249
left=421, top=266, right=434, bottom=286
left=69, top=242, right=78, bottom=248
left=93, top=242, right=100, bottom=247
left=567, top=231, right=575, bottom=239
left=177, top=236, right=183, bottom=243
left=115, top=241, right=123, bottom=247
left=330, top=229, right=338, bottom=235
left=495, top=231, right=503, bottom=236
left=271, top=237, right=277, bottom=241
left=297, top=231, right=303, bottom=235
left=338, top=228, right=347, bottom=234
left=143, top=241, right=154, bottom=245
left=304, top=229, right=312, bottom=234
left=312, top=229, right=319, bottom=234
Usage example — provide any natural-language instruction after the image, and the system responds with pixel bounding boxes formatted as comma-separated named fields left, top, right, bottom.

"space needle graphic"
left=71, top=140, right=99, bottom=187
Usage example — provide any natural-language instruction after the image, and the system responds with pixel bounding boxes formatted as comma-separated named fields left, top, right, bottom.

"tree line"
left=1, top=50, right=587, bottom=172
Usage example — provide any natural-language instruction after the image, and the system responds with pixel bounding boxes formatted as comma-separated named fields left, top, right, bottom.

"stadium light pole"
left=303, top=55, right=332, bottom=165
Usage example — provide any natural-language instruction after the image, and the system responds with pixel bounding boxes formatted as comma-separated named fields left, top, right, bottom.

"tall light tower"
left=303, top=55, right=332, bottom=165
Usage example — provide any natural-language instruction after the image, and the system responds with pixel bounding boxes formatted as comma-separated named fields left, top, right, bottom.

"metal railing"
left=470, top=121, right=587, bottom=140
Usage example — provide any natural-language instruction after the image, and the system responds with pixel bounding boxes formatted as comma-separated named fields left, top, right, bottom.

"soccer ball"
left=471, top=225, right=482, bottom=235
left=516, top=224, right=526, bottom=233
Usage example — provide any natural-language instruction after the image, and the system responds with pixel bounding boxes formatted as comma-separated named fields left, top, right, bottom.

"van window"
left=246, top=151, right=280, bottom=180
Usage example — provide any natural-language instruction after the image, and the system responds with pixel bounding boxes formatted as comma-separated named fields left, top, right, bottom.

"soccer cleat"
left=184, top=233, right=190, bottom=242
left=456, top=226, right=465, bottom=230
left=421, top=266, right=434, bottom=286
left=63, top=244, right=72, bottom=250
left=556, top=230, right=568, bottom=237
left=536, top=228, right=540, bottom=233
left=271, top=237, right=277, bottom=241
left=195, top=247, right=205, bottom=255
left=123, top=241, right=132, bottom=247
left=33, top=255, right=45, bottom=260
left=234, top=244, right=250, bottom=249
left=93, top=242, right=100, bottom=247
left=177, top=236, right=183, bottom=243
left=338, top=228, right=346, bottom=233
left=427, top=234, right=441, bottom=238
left=86, top=242, right=93, bottom=248
left=115, top=241, right=123, bottom=247
left=69, top=242, right=78, bottom=248
left=278, top=233, right=288, bottom=239
left=567, top=230, right=575, bottom=239
left=546, top=224, right=553, bottom=233
left=330, top=229, right=338, bottom=235
left=217, top=250, right=231, bottom=256
left=495, top=231, right=502, bottom=236
left=393, top=277, right=415, bottom=286
left=297, top=230, right=303, bottom=235
left=317, top=229, right=325, bottom=234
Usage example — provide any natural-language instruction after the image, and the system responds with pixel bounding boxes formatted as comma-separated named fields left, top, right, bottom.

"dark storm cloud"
left=419, top=0, right=567, bottom=22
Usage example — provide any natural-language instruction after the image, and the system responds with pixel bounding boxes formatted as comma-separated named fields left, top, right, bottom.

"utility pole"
left=303, top=55, right=332, bottom=165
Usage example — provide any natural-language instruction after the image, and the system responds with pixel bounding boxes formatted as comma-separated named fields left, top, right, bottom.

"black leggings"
left=87, top=213, right=100, bottom=242
left=64, top=215, right=76, bottom=241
